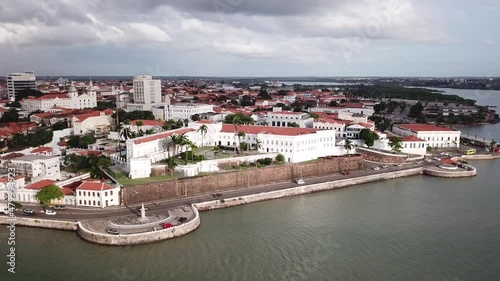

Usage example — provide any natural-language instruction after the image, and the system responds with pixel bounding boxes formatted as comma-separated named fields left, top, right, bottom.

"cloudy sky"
left=0, top=0, right=499, bottom=77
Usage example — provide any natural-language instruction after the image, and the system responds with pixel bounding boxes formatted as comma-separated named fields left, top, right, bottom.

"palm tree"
left=255, top=138, right=263, bottom=151
left=162, top=137, right=174, bottom=158
left=165, top=157, right=177, bottom=176
left=198, top=124, right=208, bottom=147
left=232, top=116, right=242, bottom=153
left=119, top=127, right=132, bottom=154
left=170, top=134, right=181, bottom=156
left=343, top=139, right=354, bottom=156
left=178, top=133, right=191, bottom=164
left=237, top=131, right=246, bottom=150
left=189, top=142, right=198, bottom=162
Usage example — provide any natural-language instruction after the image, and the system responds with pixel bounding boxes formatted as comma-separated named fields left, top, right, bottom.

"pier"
left=461, top=133, right=496, bottom=147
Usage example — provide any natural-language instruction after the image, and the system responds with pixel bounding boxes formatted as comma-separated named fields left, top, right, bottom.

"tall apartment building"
left=128, top=75, right=162, bottom=111
left=7, top=71, right=36, bottom=101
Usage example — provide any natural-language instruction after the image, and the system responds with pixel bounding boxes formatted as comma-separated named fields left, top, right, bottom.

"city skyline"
left=0, top=0, right=499, bottom=77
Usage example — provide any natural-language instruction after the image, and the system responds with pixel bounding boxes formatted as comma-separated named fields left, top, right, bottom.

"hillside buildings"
left=7, top=71, right=36, bottom=101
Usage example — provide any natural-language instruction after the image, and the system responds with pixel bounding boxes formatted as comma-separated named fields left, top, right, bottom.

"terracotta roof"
left=76, top=181, right=115, bottom=191
left=221, top=124, right=319, bottom=136
left=133, top=128, right=195, bottom=144
left=269, top=111, right=305, bottom=116
left=25, top=179, right=56, bottom=190
left=72, top=109, right=113, bottom=122
left=31, top=147, right=53, bottom=153
left=402, top=135, right=426, bottom=142
left=398, top=124, right=455, bottom=132
left=35, top=94, right=69, bottom=100
left=352, top=123, right=375, bottom=129
left=61, top=187, right=75, bottom=195
left=1, top=152, right=24, bottom=160
left=344, top=103, right=365, bottom=108
left=0, top=175, right=24, bottom=183
left=131, top=119, right=164, bottom=126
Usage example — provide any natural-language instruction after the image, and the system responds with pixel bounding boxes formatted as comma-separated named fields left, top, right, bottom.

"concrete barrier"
left=77, top=205, right=201, bottom=246
left=461, top=154, right=500, bottom=160
left=423, top=167, right=477, bottom=178
left=0, top=216, right=77, bottom=230
left=195, top=168, right=424, bottom=211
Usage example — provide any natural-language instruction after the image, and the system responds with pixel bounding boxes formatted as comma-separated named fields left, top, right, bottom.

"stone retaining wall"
left=356, top=147, right=408, bottom=164
left=195, top=168, right=424, bottom=211
left=423, top=167, right=477, bottom=178
left=0, top=216, right=77, bottom=230
left=124, top=155, right=364, bottom=205
left=77, top=205, right=201, bottom=246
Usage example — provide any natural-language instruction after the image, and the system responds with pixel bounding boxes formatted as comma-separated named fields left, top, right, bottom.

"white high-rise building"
left=7, top=71, right=36, bottom=101
left=128, top=75, right=162, bottom=111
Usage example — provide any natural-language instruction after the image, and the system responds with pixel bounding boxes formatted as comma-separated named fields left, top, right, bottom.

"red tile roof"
left=402, top=135, right=426, bottom=142
left=221, top=124, right=319, bottom=136
left=1, top=152, right=24, bottom=160
left=76, top=181, right=115, bottom=191
left=133, top=128, right=195, bottom=144
left=25, top=179, right=56, bottom=190
left=72, top=109, right=113, bottom=122
left=344, top=103, right=365, bottom=108
left=0, top=175, right=24, bottom=183
left=35, top=94, right=69, bottom=100
left=269, top=111, right=304, bottom=116
left=132, top=119, right=164, bottom=126
left=31, top=147, right=53, bottom=153
left=398, top=124, right=454, bottom=132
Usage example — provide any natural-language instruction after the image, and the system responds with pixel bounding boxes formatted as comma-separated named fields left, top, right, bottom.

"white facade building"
left=20, top=81, right=97, bottom=112
left=392, top=124, right=461, bottom=149
left=70, top=109, right=114, bottom=135
left=313, top=119, right=349, bottom=139
left=7, top=71, right=36, bottom=101
left=267, top=110, right=314, bottom=128
left=163, top=104, right=214, bottom=121
left=7, top=155, right=61, bottom=182
left=400, top=135, right=428, bottom=155
left=127, top=75, right=162, bottom=111
left=75, top=181, right=120, bottom=208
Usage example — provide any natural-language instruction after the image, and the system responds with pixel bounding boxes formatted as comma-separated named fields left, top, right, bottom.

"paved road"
left=5, top=160, right=440, bottom=222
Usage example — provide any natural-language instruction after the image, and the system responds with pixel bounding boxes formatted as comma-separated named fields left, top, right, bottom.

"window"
left=110, top=191, right=113, bottom=196
left=105, top=192, right=108, bottom=197
left=79, top=200, right=82, bottom=205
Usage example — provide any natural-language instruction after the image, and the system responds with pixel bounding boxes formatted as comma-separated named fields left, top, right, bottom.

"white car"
left=381, top=165, right=388, bottom=168
left=373, top=167, right=380, bottom=171
left=396, top=164, right=403, bottom=167
left=45, top=210, right=56, bottom=215
left=295, top=178, right=305, bottom=184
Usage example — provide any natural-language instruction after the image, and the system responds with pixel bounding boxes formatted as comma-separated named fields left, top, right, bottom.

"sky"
left=0, top=0, right=499, bottom=77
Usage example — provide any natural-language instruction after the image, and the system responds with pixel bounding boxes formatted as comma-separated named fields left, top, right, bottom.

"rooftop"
left=221, top=124, right=319, bottom=136
left=397, top=124, right=455, bottom=132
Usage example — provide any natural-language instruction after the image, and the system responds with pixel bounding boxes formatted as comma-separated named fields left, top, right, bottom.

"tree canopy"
left=359, top=129, right=379, bottom=147
left=35, top=185, right=64, bottom=206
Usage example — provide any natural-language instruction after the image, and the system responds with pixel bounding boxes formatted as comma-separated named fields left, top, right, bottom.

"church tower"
left=69, top=80, right=78, bottom=99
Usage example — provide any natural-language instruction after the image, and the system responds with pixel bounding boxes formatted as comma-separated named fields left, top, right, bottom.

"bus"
left=465, top=149, right=476, bottom=155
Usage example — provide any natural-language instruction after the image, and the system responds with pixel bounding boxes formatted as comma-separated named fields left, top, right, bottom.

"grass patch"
left=111, top=168, right=178, bottom=186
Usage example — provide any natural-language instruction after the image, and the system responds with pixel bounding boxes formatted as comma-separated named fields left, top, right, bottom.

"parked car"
left=341, top=171, right=351, bottom=176
left=106, top=228, right=119, bottom=235
left=182, top=206, right=190, bottom=212
left=381, top=165, right=388, bottom=169
left=23, top=209, right=34, bottom=215
left=178, top=217, right=188, bottom=223
left=44, top=210, right=56, bottom=215
left=53, top=205, right=66, bottom=210
left=295, top=178, right=305, bottom=184
left=373, top=167, right=380, bottom=171
left=395, top=164, right=403, bottom=167
left=161, top=223, right=174, bottom=229
left=212, top=193, right=222, bottom=198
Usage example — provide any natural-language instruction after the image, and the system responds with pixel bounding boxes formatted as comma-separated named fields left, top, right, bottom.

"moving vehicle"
left=178, top=217, right=188, bottom=223
left=295, top=178, right=305, bottom=184
left=182, top=206, right=190, bottom=212
left=106, top=228, right=119, bottom=235
left=395, top=164, right=403, bottom=167
left=465, top=149, right=476, bottom=155
left=372, top=167, right=380, bottom=171
left=161, top=223, right=174, bottom=229
left=381, top=165, right=388, bottom=169
left=44, top=210, right=56, bottom=215
left=341, top=171, right=351, bottom=176
left=212, top=193, right=223, bottom=198
left=23, top=209, right=35, bottom=214
left=53, top=205, right=66, bottom=210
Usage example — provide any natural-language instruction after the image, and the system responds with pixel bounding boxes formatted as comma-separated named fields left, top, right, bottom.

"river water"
left=1, top=159, right=500, bottom=281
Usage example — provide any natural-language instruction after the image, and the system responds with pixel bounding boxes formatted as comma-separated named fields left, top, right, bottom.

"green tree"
left=136, top=120, right=144, bottom=126
left=389, top=137, right=403, bottom=153
left=309, top=112, right=320, bottom=119
left=191, top=114, right=201, bottom=121
left=359, top=129, right=379, bottom=147
left=11, top=201, right=22, bottom=210
left=89, top=156, right=112, bottom=179
left=409, top=102, right=424, bottom=118
left=254, top=139, right=263, bottom=151
left=35, top=185, right=64, bottom=207
left=51, top=121, right=68, bottom=131
left=0, top=108, right=19, bottom=123
left=287, top=122, right=300, bottom=127
left=275, top=153, right=285, bottom=162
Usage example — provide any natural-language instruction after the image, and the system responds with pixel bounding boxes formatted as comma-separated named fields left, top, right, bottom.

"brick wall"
left=123, top=155, right=363, bottom=205
left=357, top=148, right=407, bottom=164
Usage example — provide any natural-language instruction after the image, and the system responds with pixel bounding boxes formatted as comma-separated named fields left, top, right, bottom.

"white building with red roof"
left=266, top=109, right=314, bottom=128
left=75, top=180, right=120, bottom=208
left=393, top=124, right=461, bottom=149
left=20, top=80, right=97, bottom=112
left=71, top=109, right=114, bottom=135
left=400, top=135, right=428, bottom=155
left=7, top=155, right=61, bottom=182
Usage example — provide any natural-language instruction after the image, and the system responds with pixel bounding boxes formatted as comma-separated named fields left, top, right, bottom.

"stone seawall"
left=0, top=216, right=77, bottom=231
left=195, top=168, right=424, bottom=211
left=461, top=154, right=500, bottom=160
left=423, top=167, right=477, bottom=178
left=77, top=205, right=201, bottom=246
